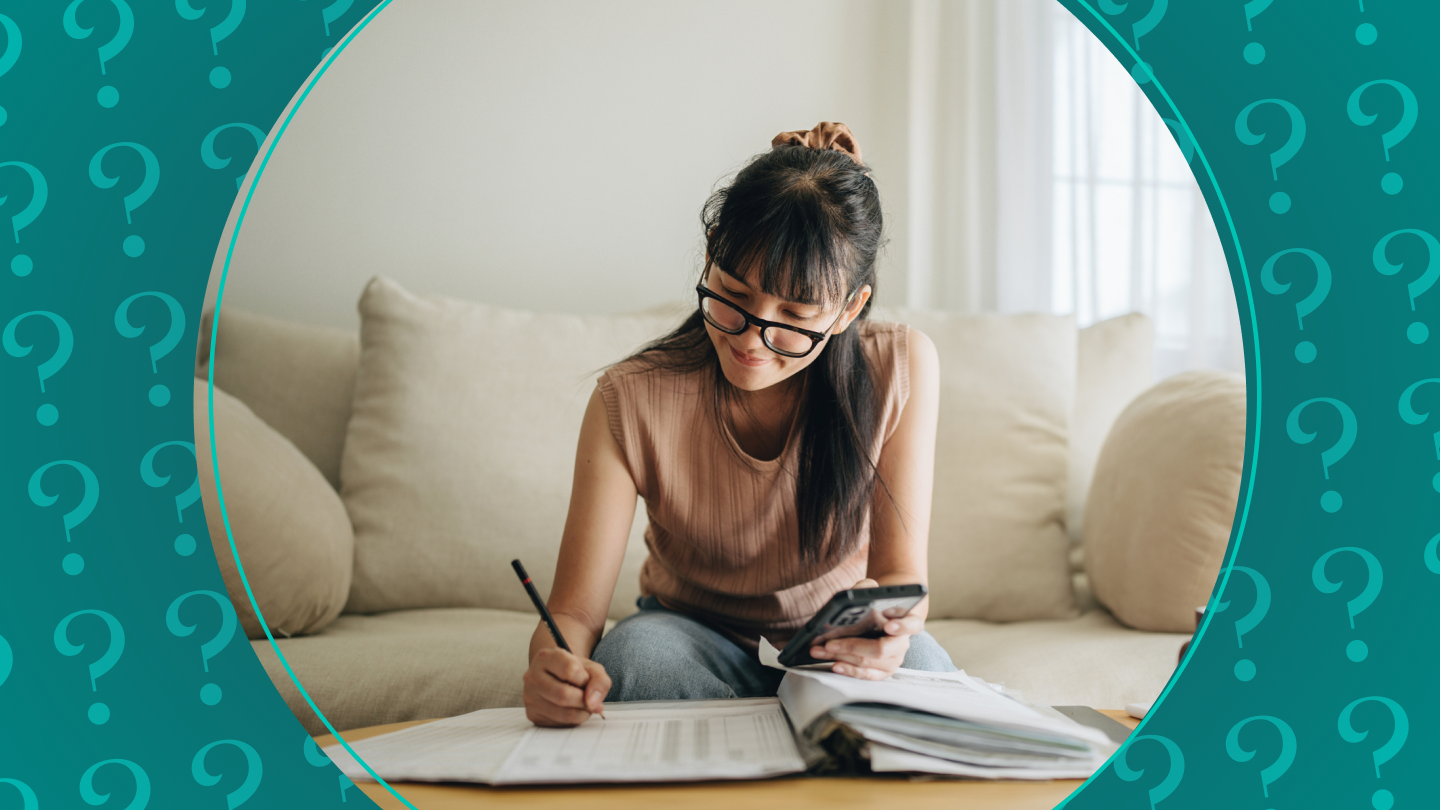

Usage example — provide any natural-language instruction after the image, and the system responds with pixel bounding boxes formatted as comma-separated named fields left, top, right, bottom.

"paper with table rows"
left=321, top=697, right=807, bottom=785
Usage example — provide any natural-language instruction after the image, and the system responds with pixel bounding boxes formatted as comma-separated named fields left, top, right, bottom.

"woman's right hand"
left=522, top=647, right=611, bottom=727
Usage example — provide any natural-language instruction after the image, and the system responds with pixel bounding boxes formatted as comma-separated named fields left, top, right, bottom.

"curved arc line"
left=205, top=3, right=417, bottom=808
left=1051, top=2, right=1263, bottom=804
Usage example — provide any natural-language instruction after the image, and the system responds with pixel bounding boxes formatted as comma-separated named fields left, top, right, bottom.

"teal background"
left=0, top=1, right=389, bottom=807
left=0, top=1, right=1433, bottom=808
left=1058, top=1, right=1438, bottom=808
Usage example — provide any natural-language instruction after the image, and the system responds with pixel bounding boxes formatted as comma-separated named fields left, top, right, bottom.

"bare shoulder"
left=905, top=326, right=940, bottom=386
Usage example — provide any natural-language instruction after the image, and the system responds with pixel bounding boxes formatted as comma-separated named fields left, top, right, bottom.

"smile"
left=729, top=344, right=772, bottom=367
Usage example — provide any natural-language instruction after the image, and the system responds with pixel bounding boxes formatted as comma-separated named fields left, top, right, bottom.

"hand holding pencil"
left=514, top=559, right=610, bottom=726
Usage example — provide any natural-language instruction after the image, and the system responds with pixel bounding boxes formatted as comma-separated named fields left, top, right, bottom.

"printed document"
left=322, top=697, right=806, bottom=785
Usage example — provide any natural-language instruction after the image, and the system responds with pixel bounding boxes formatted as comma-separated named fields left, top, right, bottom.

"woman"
left=522, top=122, right=954, bottom=728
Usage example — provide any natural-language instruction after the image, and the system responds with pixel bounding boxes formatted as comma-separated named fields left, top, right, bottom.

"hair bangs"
left=704, top=159, right=855, bottom=309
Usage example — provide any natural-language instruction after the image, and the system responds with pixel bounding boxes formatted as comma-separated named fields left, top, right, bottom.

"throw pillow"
left=200, top=307, right=360, bottom=491
left=1070, top=313, right=1154, bottom=545
left=340, top=276, right=677, bottom=616
left=869, top=307, right=1078, bottom=621
left=194, top=379, right=355, bottom=639
left=1083, top=370, right=1247, bottom=632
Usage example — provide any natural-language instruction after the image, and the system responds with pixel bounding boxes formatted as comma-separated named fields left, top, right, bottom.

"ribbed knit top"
left=596, top=320, right=911, bottom=651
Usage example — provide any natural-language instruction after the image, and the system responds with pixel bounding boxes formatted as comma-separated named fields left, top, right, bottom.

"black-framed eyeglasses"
left=695, top=283, right=858, bottom=359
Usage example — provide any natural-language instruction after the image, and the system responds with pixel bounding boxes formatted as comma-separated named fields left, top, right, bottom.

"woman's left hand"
left=809, top=578, right=923, bottom=680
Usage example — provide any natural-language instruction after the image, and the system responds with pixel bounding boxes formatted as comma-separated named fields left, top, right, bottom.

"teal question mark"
left=1285, top=397, right=1357, bottom=512
left=0, top=780, right=37, bottom=810
left=1160, top=118, right=1195, bottom=163
left=1397, top=377, right=1440, bottom=491
left=0, top=161, right=49, bottom=277
left=193, top=740, right=262, bottom=809
left=1207, top=566, right=1270, bottom=681
left=1235, top=98, right=1306, bottom=214
left=1424, top=529, right=1440, bottom=575
left=201, top=124, right=267, bottom=190
left=0, top=15, right=22, bottom=127
left=3, top=310, right=73, bottom=425
left=1098, top=0, right=1168, bottom=84
left=1339, top=696, right=1407, bottom=810
left=166, top=590, right=238, bottom=706
left=1113, top=734, right=1184, bottom=809
left=301, top=0, right=356, bottom=37
left=88, top=141, right=158, bottom=258
left=1372, top=228, right=1439, bottom=344
left=176, top=0, right=246, bottom=89
left=53, top=609, right=125, bottom=726
left=1225, top=716, right=1296, bottom=799
left=1313, top=547, right=1383, bottom=662
left=114, top=291, right=185, bottom=406
left=29, top=460, right=99, bottom=576
left=79, top=759, right=150, bottom=810
left=1348, top=80, right=1417, bottom=195
left=141, top=441, right=202, bottom=522
left=63, top=0, right=133, bottom=109
left=0, top=633, right=11, bottom=689
left=1260, top=248, right=1331, bottom=363
left=1356, top=0, right=1378, bottom=45
left=1242, top=0, right=1272, bottom=64
left=303, top=737, right=356, bottom=802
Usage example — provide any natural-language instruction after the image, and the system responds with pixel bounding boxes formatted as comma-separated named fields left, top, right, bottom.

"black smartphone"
left=776, top=584, right=928, bottom=667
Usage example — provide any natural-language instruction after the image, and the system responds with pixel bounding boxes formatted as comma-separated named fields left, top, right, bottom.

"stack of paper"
left=761, top=638, right=1118, bottom=779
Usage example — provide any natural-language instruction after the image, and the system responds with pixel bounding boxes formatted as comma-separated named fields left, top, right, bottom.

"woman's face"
left=701, top=263, right=872, bottom=394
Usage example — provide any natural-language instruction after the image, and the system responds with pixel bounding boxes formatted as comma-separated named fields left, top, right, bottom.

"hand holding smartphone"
left=776, top=583, right=927, bottom=667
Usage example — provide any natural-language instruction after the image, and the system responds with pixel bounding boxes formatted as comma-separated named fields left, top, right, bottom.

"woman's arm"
left=522, top=384, right=638, bottom=726
left=810, top=326, right=941, bottom=678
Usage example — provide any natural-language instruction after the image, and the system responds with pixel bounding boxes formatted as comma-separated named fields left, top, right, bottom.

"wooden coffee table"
left=312, top=710, right=1137, bottom=810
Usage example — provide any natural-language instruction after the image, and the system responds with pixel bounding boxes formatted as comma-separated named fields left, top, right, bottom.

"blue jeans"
left=591, top=596, right=959, bottom=702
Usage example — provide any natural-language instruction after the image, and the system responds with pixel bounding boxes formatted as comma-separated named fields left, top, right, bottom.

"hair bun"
left=771, top=121, right=865, bottom=167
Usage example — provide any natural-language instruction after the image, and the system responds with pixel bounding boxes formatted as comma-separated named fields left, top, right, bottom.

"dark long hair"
left=621, top=144, right=889, bottom=564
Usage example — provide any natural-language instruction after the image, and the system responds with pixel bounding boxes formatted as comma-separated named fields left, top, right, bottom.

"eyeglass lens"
left=700, top=297, right=815, bottom=355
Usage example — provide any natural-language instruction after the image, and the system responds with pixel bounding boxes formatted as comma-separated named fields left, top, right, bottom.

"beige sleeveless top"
left=597, top=320, right=911, bottom=651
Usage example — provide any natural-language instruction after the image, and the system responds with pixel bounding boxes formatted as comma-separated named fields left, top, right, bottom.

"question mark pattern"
left=166, top=589, right=239, bottom=706
left=115, top=292, right=186, bottom=407
left=1207, top=566, right=1270, bottom=681
left=0, top=0, right=1435, bottom=807
left=3, top=0, right=379, bottom=807
left=176, top=0, right=247, bottom=89
left=1339, top=696, right=1408, bottom=810
left=1054, top=1, right=1437, bottom=807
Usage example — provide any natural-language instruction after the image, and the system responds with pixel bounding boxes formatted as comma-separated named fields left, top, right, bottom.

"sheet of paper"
left=321, top=698, right=806, bottom=785
left=322, top=707, right=531, bottom=783
left=498, top=700, right=805, bottom=784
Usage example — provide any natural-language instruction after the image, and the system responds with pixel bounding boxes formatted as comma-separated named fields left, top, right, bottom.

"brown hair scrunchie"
left=771, top=121, right=866, bottom=168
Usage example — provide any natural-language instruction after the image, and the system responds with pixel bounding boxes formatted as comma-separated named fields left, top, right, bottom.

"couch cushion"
left=255, top=607, right=1183, bottom=733
left=925, top=610, right=1189, bottom=709
left=869, top=307, right=1078, bottom=621
left=1083, top=370, right=1246, bottom=632
left=194, top=379, right=353, bottom=639
left=251, top=608, right=543, bottom=734
left=340, top=276, right=675, bottom=618
left=1070, top=313, right=1154, bottom=546
left=202, top=307, right=359, bottom=490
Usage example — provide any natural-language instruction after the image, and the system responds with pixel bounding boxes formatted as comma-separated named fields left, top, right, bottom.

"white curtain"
left=901, top=0, right=1244, bottom=380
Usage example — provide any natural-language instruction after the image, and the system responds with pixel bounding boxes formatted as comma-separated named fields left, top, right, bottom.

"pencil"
left=511, top=559, right=604, bottom=720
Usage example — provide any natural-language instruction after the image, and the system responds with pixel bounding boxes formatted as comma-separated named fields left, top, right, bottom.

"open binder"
left=322, top=642, right=1118, bottom=785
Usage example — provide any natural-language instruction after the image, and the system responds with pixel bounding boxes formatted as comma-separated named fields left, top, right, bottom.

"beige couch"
left=195, top=276, right=1241, bottom=736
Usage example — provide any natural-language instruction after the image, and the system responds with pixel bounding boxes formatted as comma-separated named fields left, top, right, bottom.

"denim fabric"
left=591, top=595, right=959, bottom=702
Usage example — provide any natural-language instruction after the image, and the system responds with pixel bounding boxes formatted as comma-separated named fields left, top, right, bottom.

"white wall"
left=216, top=0, right=916, bottom=330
